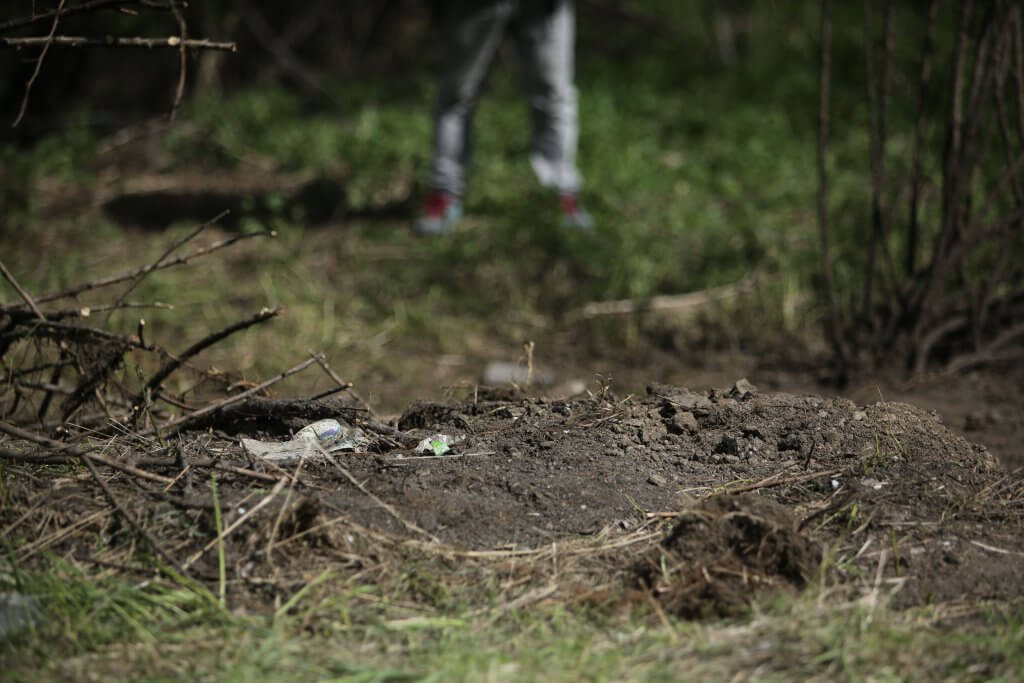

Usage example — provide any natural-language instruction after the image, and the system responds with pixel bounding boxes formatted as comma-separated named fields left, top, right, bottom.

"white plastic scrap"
left=415, top=433, right=464, bottom=456
left=242, top=419, right=369, bottom=462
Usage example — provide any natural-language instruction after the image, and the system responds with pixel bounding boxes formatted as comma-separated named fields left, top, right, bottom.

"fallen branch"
left=712, top=467, right=846, bottom=497
left=1, top=35, right=237, bottom=50
left=156, top=392, right=363, bottom=434
left=79, top=445, right=183, bottom=572
left=0, top=261, right=46, bottom=321
left=325, top=451, right=441, bottom=544
left=0, top=420, right=181, bottom=570
left=577, top=279, right=753, bottom=319
left=0, top=420, right=173, bottom=485
left=310, top=352, right=373, bottom=414
left=155, top=355, right=321, bottom=435
left=141, top=306, right=279, bottom=400
left=182, top=477, right=288, bottom=571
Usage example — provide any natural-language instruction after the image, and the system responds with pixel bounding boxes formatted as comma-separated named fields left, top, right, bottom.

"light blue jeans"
left=429, top=0, right=582, bottom=197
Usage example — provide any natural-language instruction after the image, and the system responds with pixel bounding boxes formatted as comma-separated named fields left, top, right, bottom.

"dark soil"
left=192, top=379, right=1023, bottom=615
left=4, top=376, right=1022, bottom=620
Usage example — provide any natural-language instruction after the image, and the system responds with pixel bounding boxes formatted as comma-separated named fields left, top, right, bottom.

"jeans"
left=430, top=0, right=582, bottom=197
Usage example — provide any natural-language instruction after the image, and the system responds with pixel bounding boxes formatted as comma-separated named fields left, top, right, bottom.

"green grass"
left=3, top=558, right=1021, bottom=682
left=0, top=20, right=863, bottom=408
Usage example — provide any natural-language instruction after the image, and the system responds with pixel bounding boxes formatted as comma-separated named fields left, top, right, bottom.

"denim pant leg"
left=429, top=2, right=514, bottom=197
left=514, top=0, right=581, bottom=194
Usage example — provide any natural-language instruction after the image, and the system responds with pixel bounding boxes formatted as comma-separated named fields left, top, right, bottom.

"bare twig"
left=0, top=420, right=173, bottom=485
left=11, top=0, right=65, bottom=128
left=182, top=477, right=288, bottom=571
left=4, top=301, right=173, bottom=325
left=0, top=420, right=181, bottom=570
left=577, top=279, right=753, bottom=318
left=240, top=3, right=329, bottom=98
left=0, top=0, right=139, bottom=33
left=0, top=261, right=46, bottom=321
left=309, top=353, right=371, bottom=413
left=1, top=35, right=237, bottom=50
left=12, top=229, right=273, bottom=307
left=79, top=446, right=182, bottom=572
left=708, top=467, right=847, bottom=497
left=324, top=451, right=441, bottom=544
left=156, top=355, right=320, bottom=435
left=108, top=210, right=230, bottom=322
left=141, top=306, right=279, bottom=400
left=266, top=457, right=305, bottom=558
left=168, top=2, right=187, bottom=120
left=4, top=319, right=151, bottom=351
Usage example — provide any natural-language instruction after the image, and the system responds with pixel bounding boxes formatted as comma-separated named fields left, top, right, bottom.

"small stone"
left=714, top=435, right=740, bottom=455
left=731, top=378, right=758, bottom=396
left=670, top=411, right=699, bottom=435
left=778, top=434, right=801, bottom=452
left=539, top=440, right=555, bottom=449
left=853, top=410, right=866, bottom=421
left=648, top=473, right=668, bottom=487
left=668, top=389, right=712, bottom=411
left=641, top=421, right=668, bottom=444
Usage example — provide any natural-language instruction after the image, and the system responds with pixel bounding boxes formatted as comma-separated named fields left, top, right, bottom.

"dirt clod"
left=636, top=494, right=819, bottom=618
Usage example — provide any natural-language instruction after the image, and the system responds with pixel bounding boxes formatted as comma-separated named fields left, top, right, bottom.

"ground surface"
left=3, top=136, right=1023, bottom=678
left=189, top=373, right=1021, bottom=614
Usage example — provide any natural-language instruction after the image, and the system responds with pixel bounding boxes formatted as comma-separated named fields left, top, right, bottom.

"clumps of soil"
left=4, top=379, right=1022, bottom=622
left=635, top=494, right=820, bottom=619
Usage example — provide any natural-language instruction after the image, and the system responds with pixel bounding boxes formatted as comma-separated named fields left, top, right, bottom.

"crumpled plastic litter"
left=241, top=419, right=369, bottom=462
left=415, top=433, right=464, bottom=456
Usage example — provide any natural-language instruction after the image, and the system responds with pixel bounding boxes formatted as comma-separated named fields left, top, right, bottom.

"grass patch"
left=4, top=557, right=1021, bottom=681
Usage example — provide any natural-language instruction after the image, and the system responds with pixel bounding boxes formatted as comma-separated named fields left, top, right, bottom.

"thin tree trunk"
left=817, top=0, right=847, bottom=373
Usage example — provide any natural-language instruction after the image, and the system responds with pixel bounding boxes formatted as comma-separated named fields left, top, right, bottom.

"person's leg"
left=513, top=0, right=582, bottom=196
left=430, top=1, right=513, bottom=198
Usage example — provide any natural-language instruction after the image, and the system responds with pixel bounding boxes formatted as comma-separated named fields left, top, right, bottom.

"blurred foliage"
left=2, top=0, right=1018, bottom=376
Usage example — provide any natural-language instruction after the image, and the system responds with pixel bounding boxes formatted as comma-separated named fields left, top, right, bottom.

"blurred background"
left=2, top=0, right=1022, bottom=417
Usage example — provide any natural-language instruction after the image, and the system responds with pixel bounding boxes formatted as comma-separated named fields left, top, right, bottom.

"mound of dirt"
left=635, top=494, right=820, bottom=618
left=274, top=381, right=1018, bottom=610
left=6, top=381, right=1021, bottom=619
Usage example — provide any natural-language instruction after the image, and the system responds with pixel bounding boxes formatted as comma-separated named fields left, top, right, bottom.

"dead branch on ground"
left=0, top=222, right=378, bottom=585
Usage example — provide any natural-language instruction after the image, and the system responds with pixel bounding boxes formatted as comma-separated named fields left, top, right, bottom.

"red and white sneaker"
left=413, top=190, right=462, bottom=235
left=560, top=193, right=594, bottom=230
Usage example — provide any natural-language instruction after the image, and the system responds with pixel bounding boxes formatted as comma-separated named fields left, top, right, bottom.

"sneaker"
left=414, top=190, right=462, bottom=235
left=560, top=193, right=594, bottom=230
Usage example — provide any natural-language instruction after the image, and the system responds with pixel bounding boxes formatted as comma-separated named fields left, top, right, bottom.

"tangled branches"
left=1, top=0, right=236, bottom=126
left=817, top=0, right=1024, bottom=378
left=0, top=212, right=288, bottom=431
